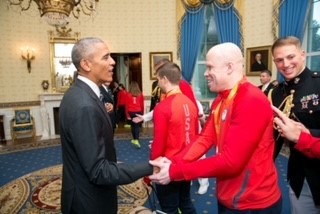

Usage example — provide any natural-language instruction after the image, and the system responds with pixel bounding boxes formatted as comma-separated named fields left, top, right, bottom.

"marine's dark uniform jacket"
left=270, top=67, right=320, bottom=206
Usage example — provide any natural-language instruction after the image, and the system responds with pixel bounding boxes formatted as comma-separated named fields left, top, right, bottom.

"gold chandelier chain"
left=8, top=0, right=99, bottom=27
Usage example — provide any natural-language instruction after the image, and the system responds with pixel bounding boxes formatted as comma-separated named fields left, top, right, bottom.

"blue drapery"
left=179, top=1, right=242, bottom=82
left=214, top=4, right=242, bottom=48
left=277, top=0, right=311, bottom=81
left=279, top=0, right=311, bottom=41
left=180, top=6, right=205, bottom=82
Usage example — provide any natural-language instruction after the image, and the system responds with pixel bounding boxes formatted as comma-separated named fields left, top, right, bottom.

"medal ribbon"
left=214, top=78, right=246, bottom=152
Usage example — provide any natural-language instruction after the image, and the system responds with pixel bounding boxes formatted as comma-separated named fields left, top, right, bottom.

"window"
left=305, top=0, right=320, bottom=71
left=192, top=5, right=219, bottom=100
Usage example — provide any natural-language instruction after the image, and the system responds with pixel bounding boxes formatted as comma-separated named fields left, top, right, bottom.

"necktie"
left=99, top=89, right=104, bottom=102
left=107, top=89, right=114, bottom=101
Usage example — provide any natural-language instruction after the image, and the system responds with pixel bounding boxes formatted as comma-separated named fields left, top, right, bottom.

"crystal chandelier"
left=59, top=57, right=72, bottom=68
left=8, top=0, right=99, bottom=27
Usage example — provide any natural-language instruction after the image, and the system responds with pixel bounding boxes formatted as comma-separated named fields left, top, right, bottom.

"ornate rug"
left=0, top=164, right=152, bottom=214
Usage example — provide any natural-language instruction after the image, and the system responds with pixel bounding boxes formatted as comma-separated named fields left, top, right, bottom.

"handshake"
left=147, top=157, right=172, bottom=185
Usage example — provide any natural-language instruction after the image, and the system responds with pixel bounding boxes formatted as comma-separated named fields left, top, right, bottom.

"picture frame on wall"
left=246, top=46, right=272, bottom=76
left=149, top=52, right=172, bottom=80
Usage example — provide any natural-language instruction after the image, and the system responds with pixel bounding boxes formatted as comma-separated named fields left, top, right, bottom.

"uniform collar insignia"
left=294, top=77, right=300, bottom=84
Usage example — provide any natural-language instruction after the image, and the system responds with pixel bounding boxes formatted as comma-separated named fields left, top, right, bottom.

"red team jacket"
left=151, top=91, right=198, bottom=161
left=125, top=93, right=144, bottom=118
left=117, top=89, right=127, bottom=109
left=296, top=132, right=320, bottom=159
left=169, top=81, right=281, bottom=210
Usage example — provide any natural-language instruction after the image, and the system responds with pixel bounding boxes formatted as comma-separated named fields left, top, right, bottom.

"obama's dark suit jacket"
left=100, top=85, right=117, bottom=130
left=59, top=79, right=152, bottom=214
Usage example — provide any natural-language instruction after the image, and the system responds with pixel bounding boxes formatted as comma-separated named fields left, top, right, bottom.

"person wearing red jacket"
left=273, top=106, right=320, bottom=159
left=149, top=42, right=282, bottom=213
left=125, top=81, right=144, bottom=148
left=151, top=62, right=198, bottom=214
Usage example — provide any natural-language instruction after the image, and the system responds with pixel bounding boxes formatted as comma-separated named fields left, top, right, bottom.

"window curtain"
left=274, top=0, right=311, bottom=81
left=180, top=7, right=205, bottom=82
left=279, top=0, right=311, bottom=40
left=177, top=0, right=242, bottom=82
left=214, top=3, right=243, bottom=49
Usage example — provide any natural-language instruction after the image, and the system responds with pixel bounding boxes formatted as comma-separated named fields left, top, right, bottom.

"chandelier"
left=59, top=57, right=72, bottom=68
left=8, top=0, right=99, bottom=27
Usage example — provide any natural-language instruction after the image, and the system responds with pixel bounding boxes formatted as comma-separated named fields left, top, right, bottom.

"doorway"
left=111, top=53, right=142, bottom=91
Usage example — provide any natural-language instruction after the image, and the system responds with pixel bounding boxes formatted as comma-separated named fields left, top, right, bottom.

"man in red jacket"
left=151, top=62, right=198, bottom=214
left=149, top=42, right=282, bottom=213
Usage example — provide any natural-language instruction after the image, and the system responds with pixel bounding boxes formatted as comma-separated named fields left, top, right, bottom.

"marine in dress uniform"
left=271, top=67, right=320, bottom=209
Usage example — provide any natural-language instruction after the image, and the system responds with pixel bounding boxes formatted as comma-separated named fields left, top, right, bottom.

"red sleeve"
left=170, top=84, right=274, bottom=181
left=117, top=90, right=126, bottom=108
left=295, top=132, right=320, bottom=159
left=179, top=80, right=199, bottom=114
left=171, top=97, right=220, bottom=164
left=151, top=103, right=169, bottom=160
left=180, top=109, right=216, bottom=161
left=179, top=80, right=200, bottom=133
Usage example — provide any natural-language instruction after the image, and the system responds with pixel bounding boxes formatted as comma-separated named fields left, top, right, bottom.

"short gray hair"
left=71, top=37, right=105, bottom=70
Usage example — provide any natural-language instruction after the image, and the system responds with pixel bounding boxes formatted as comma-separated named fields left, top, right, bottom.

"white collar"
left=262, top=82, right=271, bottom=91
left=77, top=75, right=100, bottom=98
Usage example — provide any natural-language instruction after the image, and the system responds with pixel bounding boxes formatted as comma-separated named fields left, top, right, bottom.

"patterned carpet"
left=0, top=129, right=290, bottom=214
left=0, top=126, right=153, bottom=155
left=0, top=164, right=151, bottom=214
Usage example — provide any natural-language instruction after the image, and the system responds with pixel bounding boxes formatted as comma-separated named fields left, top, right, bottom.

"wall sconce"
left=21, top=47, right=35, bottom=73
